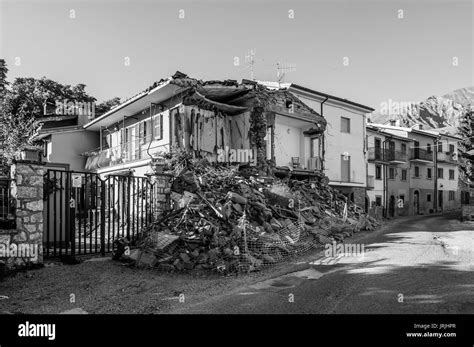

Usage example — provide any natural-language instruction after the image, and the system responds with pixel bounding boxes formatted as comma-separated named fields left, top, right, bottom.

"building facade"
left=366, top=124, right=412, bottom=217
left=286, top=84, right=374, bottom=208
left=367, top=123, right=461, bottom=216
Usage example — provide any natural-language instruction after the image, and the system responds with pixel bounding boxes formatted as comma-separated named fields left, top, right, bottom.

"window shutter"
left=160, top=114, right=163, bottom=139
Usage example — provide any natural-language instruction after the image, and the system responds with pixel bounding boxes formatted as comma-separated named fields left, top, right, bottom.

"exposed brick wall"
left=0, top=160, right=44, bottom=270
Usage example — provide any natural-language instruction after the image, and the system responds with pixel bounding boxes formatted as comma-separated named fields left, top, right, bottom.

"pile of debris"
left=117, top=153, right=379, bottom=273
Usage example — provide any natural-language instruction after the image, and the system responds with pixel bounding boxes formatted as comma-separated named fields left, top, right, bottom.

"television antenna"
left=245, top=49, right=256, bottom=80
left=276, top=62, right=296, bottom=87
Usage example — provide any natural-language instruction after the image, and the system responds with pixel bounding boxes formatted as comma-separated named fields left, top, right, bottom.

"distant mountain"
left=370, top=86, right=474, bottom=129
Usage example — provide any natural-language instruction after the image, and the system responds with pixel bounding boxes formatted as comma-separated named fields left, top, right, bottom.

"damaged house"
left=83, top=72, right=326, bottom=177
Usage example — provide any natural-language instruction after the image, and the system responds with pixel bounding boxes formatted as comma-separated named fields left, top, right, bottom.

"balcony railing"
left=307, top=157, right=322, bottom=170
left=437, top=151, right=458, bottom=164
left=368, top=147, right=386, bottom=161
left=368, top=148, right=408, bottom=163
left=367, top=175, right=375, bottom=189
left=409, top=148, right=433, bottom=162
left=386, top=150, right=407, bottom=163
left=84, top=136, right=168, bottom=171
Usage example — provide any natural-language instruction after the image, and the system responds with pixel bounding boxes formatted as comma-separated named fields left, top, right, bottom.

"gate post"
left=69, top=176, right=76, bottom=258
left=100, top=179, right=106, bottom=256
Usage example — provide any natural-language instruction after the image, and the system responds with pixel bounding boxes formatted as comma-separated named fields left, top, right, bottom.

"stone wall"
left=0, top=160, right=44, bottom=270
left=151, top=174, right=172, bottom=219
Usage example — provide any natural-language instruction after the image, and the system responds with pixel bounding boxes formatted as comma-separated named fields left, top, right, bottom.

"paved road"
left=171, top=213, right=474, bottom=314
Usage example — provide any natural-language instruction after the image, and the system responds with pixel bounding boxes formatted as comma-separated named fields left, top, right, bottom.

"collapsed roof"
left=89, top=71, right=326, bottom=129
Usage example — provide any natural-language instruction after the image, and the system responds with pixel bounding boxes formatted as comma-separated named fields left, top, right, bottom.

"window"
left=427, top=143, right=432, bottom=153
left=427, top=194, right=431, bottom=202
left=139, top=120, right=151, bottom=144
left=401, top=143, right=407, bottom=154
left=438, top=168, right=444, bottom=179
left=341, top=117, right=351, bottom=133
left=310, top=137, right=320, bottom=158
left=414, top=166, right=420, bottom=178
left=389, top=167, right=395, bottom=179
left=375, top=196, right=382, bottom=206
left=341, top=155, right=351, bottom=182
left=449, top=191, right=455, bottom=201
left=438, top=141, right=443, bottom=152
left=427, top=168, right=432, bottom=179
left=375, top=165, right=382, bottom=180
left=449, top=144, right=455, bottom=154
left=449, top=169, right=455, bottom=180
left=154, top=113, right=163, bottom=140
left=401, top=169, right=407, bottom=181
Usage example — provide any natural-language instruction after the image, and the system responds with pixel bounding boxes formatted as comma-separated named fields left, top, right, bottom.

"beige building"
left=368, top=122, right=461, bottom=215
left=286, top=85, right=374, bottom=208
left=366, top=124, right=413, bottom=217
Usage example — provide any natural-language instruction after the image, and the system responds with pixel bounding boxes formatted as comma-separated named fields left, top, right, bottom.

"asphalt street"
left=170, top=212, right=474, bottom=314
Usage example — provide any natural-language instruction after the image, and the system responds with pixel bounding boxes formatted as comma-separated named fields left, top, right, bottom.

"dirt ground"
left=0, top=251, right=319, bottom=314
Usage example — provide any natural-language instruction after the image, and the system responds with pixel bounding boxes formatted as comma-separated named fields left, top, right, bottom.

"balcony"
left=409, top=148, right=433, bottom=163
left=368, top=148, right=387, bottom=162
left=84, top=136, right=168, bottom=171
left=437, top=151, right=458, bottom=164
left=367, top=175, right=375, bottom=189
left=386, top=150, right=407, bottom=163
left=307, top=157, right=322, bottom=170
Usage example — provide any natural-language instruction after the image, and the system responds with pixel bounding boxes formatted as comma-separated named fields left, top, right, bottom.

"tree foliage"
left=0, top=59, right=120, bottom=164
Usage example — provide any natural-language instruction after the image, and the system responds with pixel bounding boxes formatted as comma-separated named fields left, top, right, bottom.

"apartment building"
left=366, top=124, right=413, bottom=217
left=368, top=123, right=461, bottom=215
left=286, top=85, right=374, bottom=208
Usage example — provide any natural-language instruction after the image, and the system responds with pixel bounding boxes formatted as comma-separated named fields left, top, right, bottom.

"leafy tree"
left=0, top=60, right=120, bottom=164
left=96, top=97, right=121, bottom=116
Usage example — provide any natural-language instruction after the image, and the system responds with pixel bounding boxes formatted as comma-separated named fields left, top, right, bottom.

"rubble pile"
left=124, top=153, right=379, bottom=273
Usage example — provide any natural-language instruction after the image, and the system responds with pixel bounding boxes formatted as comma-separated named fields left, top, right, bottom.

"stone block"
left=27, top=175, right=43, bottom=186
left=15, top=165, right=34, bottom=175
left=0, top=234, right=11, bottom=245
left=30, top=212, right=42, bottom=223
left=17, top=186, right=37, bottom=199
left=26, top=200, right=43, bottom=211
left=13, top=231, right=27, bottom=242
left=24, top=224, right=38, bottom=233
left=29, top=232, right=42, bottom=241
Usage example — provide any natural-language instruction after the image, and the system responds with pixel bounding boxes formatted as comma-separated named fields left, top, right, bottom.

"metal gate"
left=43, top=169, right=165, bottom=258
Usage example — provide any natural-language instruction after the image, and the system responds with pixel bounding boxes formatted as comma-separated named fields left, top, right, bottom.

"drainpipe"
left=434, top=135, right=441, bottom=212
left=382, top=135, right=394, bottom=218
left=320, top=97, right=329, bottom=171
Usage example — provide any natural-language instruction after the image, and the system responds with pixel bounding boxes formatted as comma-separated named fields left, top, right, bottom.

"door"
left=414, top=141, right=420, bottom=159
left=438, top=190, right=443, bottom=211
left=374, top=138, right=381, bottom=160
left=389, top=195, right=395, bottom=217
left=388, top=141, right=395, bottom=161
left=341, top=155, right=351, bottom=182
left=414, top=191, right=420, bottom=214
